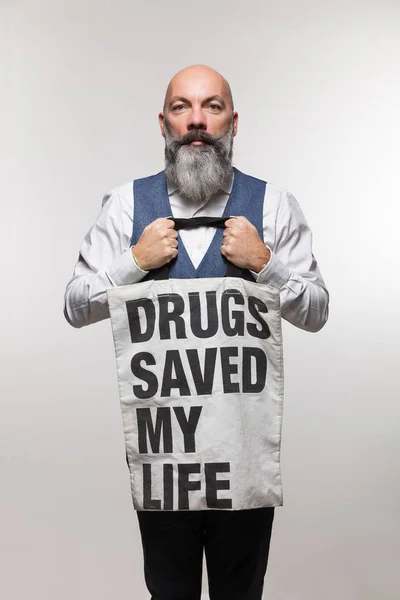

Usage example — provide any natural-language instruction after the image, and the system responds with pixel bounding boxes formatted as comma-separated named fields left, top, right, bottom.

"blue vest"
left=131, top=168, right=266, bottom=280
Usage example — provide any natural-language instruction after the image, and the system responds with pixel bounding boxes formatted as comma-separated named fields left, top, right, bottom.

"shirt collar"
left=166, top=169, right=234, bottom=197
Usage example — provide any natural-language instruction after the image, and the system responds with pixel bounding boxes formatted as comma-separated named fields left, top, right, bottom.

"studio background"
left=2, top=1, right=399, bottom=599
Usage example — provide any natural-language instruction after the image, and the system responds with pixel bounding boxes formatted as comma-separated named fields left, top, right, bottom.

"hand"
left=221, top=216, right=270, bottom=272
left=132, top=218, right=178, bottom=271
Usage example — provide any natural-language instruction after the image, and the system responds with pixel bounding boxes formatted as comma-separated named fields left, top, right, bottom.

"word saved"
left=142, top=461, right=232, bottom=510
left=131, top=346, right=267, bottom=399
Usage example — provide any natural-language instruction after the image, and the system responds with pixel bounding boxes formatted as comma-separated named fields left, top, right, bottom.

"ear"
left=158, top=112, right=165, bottom=137
left=233, top=112, right=239, bottom=137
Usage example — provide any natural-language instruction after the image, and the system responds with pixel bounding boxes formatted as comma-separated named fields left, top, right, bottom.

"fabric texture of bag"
left=107, top=271, right=284, bottom=511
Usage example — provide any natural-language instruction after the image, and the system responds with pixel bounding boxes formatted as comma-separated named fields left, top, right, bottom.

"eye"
left=172, top=104, right=186, bottom=112
left=208, top=103, right=222, bottom=111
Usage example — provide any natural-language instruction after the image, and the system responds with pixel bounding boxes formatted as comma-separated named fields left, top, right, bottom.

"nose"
left=187, top=104, right=207, bottom=131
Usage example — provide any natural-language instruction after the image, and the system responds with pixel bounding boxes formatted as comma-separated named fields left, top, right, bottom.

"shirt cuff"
left=106, top=247, right=149, bottom=287
left=254, top=250, right=290, bottom=290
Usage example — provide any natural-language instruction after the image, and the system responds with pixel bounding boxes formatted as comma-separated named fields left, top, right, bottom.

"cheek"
left=165, top=117, right=186, bottom=138
left=172, top=123, right=187, bottom=137
left=209, top=115, right=232, bottom=136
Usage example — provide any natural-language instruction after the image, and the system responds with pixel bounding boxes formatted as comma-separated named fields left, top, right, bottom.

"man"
left=64, top=65, right=329, bottom=600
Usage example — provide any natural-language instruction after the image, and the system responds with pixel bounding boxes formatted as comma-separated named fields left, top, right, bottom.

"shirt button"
left=197, top=243, right=203, bottom=249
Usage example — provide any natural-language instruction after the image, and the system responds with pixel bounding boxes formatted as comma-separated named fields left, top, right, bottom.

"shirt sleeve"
left=63, top=188, right=148, bottom=328
left=257, top=189, right=329, bottom=332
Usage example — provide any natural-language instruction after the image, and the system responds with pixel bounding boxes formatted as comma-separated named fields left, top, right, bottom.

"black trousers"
left=137, top=507, right=275, bottom=600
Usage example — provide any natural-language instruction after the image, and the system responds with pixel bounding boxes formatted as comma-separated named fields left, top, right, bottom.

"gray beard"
left=164, top=122, right=234, bottom=204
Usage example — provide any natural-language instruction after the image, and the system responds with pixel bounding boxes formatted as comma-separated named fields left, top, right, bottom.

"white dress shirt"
left=64, top=170, right=329, bottom=332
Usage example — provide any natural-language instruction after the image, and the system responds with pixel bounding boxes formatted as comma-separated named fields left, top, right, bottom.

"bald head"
left=159, top=64, right=238, bottom=161
left=163, top=65, right=234, bottom=113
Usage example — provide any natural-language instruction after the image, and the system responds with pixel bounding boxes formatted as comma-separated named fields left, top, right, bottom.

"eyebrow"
left=168, top=95, right=226, bottom=109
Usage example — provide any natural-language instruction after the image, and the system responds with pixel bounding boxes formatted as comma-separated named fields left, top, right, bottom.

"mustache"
left=175, top=130, right=222, bottom=146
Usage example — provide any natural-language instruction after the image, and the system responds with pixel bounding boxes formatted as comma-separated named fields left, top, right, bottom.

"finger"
left=229, top=216, right=249, bottom=230
left=226, top=217, right=245, bottom=230
left=231, top=217, right=248, bottom=230
left=164, top=218, right=175, bottom=229
left=224, top=227, right=236, bottom=238
left=221, top=234, right=231, bottom=248
left=167, top=248, right=178, bottom=262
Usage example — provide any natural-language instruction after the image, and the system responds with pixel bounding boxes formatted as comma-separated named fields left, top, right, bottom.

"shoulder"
left=104, top=180, right=133, bottom=209
left=103, top=171, right=163, bottom=211
left=235, top=168, right=298, bottom=213
left=265, top=181, right=296, bottom=209
left=234, top=168, right=294, bottom=202
left=133, top=170, right=165, bottom=185
left=262, top=182, right=308, bottom=231
left=234, top=167, right=267, bottom=187
left=108, top=171, right=164, bottom=200
left=239, top=170, right=306, bottom=227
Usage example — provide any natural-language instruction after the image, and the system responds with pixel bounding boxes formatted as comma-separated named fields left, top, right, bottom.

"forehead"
left=167, top=69, right=228, bottom=103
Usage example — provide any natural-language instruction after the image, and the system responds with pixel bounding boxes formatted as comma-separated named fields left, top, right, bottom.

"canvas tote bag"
left=107, top=217, right=284, bottom=511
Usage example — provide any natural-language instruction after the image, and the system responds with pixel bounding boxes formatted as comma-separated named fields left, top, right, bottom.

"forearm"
left=64, top=248, right=148, bottom=328
left=279, top=274, right=328, bottom=333
left=257, top=251, right=329, bottom=333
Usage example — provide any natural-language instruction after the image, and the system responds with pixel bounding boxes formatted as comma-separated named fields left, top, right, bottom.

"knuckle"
left=168, top=249, right=178, bottom=261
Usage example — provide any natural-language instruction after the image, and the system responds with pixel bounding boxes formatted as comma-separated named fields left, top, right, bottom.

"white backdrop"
left=2, top=1, right=399, bottom=599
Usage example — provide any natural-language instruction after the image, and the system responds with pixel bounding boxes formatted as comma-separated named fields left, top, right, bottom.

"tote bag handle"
left=152, top=216, right=244, bottom=281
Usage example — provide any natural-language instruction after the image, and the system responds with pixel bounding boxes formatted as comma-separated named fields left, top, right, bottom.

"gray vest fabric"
left=131, top=168, right=266, bottom=280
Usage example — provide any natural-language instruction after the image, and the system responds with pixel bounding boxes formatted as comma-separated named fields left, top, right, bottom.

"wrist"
left=252, top=247, right=271, bottom=273
left=131, top=246, right=147, bottom=272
